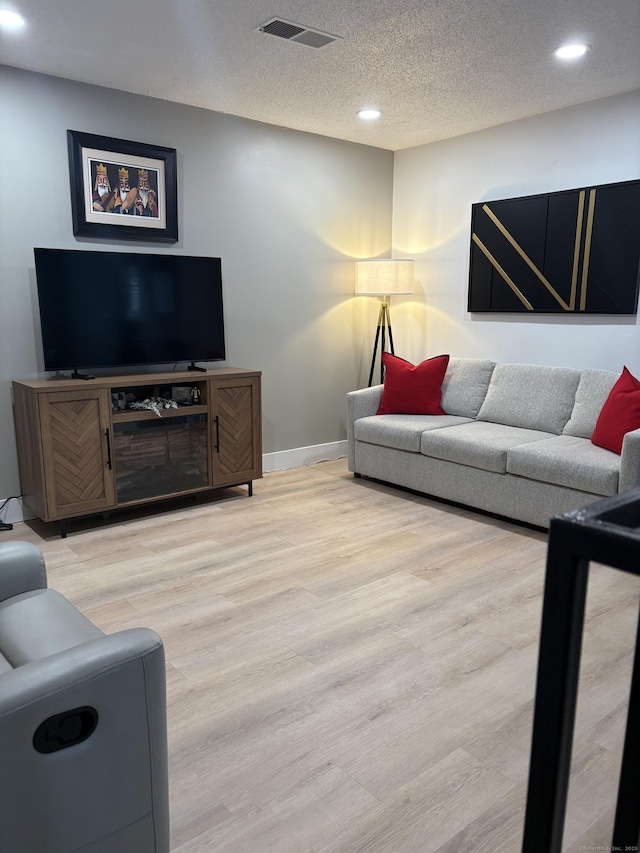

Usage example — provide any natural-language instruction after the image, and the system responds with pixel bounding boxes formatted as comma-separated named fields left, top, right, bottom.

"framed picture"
left=67, top=130, right=178, bottom=243
left=468, top=178, right=640, bottom=314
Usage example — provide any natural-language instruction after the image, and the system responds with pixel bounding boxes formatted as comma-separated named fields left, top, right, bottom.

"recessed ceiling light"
left=358, top=109, right=381, bottom=121
left=554, top=43, right=590, bottom=60
left=0, top=9, right=26, bottom=30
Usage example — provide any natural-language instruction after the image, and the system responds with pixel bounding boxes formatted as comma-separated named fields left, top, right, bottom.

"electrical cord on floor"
left=0, top=495, right=21, bottom=531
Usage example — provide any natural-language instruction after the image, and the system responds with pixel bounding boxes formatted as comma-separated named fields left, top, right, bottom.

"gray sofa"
left=347, top=358, right=639, bottom=528
left=0, top=541, right=169, bottom=853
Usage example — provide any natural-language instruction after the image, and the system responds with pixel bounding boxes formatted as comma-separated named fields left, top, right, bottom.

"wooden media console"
left=13, top=368, right=261, bottom=536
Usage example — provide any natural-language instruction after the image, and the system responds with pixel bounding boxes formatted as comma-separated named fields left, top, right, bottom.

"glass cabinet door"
left=113, top=413, right=208, bottom=503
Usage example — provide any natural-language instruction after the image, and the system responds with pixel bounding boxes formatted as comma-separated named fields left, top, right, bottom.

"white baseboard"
left=262, top=441, right=347, bottom=473
left=1, top=441, right=348, bottom=526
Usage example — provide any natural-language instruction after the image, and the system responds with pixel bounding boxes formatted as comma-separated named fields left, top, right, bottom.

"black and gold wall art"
left=468, top=179, right=640, bottom=314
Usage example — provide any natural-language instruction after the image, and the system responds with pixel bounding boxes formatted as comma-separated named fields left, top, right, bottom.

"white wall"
left=0, top=67, right=394, bottom=515
left=391, top=91, right=640, bottom=372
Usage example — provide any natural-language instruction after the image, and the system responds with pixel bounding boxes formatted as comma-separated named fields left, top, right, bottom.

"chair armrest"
left=0, top=627, right=164, bottom=719
left=0, top=628, right=169, bottom=852
left=0, top=542, right=47, bottom=602
left=620, top=427, right=640, bottom=492
left=347, top=385, right=383, bottom=471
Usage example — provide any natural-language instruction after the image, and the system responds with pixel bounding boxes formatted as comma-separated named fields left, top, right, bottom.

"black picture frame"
left=67, top=130, right=178, bottom=243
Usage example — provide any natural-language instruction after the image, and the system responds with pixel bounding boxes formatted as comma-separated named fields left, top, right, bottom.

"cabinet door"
left=210, top=376, right=262, bottom=486
left=40, top=389, right=116, bottom=518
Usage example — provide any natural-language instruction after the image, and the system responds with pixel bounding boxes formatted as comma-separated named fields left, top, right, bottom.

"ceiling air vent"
left=257, top=18, right=341, bottom=49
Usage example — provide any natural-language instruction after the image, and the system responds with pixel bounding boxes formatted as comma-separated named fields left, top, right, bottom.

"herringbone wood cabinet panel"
left=40, top=389, right=115, bottom=517
left=211, top=376, right=262, bottom=486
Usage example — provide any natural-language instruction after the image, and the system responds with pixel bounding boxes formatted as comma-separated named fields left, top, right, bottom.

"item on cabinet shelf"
left=129, top=397, right=178, bottom=417
left=111, top=392, right=127, bottom=411
left=190, top=386, right=201, bottom=405
left=171, top=386, right=193, bottom=405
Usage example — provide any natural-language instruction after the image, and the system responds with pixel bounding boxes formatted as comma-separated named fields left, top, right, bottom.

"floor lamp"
left=355, top=259, right=414, bottom=386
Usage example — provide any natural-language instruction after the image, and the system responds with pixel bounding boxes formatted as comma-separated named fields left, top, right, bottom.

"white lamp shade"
left=355, top=259, right=414, bottom=295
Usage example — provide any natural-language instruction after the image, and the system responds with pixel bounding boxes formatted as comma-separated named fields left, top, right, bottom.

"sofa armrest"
left=347, top=385, right=383, bottom=471
left=619, top=427, right=640, bottom=492
left=0, top=542, right=47, bottom=603
left=0, top=627, right=169, bottom=852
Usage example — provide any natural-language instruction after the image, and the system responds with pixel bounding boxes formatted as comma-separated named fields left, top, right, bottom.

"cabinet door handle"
left=214, top=415, right=220, bottom=453
left=105, top=428, right=112, bottom=470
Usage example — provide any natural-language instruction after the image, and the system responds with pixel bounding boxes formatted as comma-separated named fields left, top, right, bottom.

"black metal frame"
left=522, top=488, right=640, bottom=851
left=367, top=300, right=395, bottom=387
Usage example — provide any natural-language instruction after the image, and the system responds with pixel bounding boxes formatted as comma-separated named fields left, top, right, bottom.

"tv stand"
left=71, top=370, right=95, bottom=380
left=13, top=367, right=262, bottom=537
left=187, top=362, right=207, bottom=372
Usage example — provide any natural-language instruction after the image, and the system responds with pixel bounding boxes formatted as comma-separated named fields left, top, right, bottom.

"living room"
left=1, top=1, right=640, bottom=850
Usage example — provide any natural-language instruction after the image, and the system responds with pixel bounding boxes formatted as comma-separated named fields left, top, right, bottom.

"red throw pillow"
left=591, top=366, right=640, bottom=454
left=377, top=352, right=449, bottom=415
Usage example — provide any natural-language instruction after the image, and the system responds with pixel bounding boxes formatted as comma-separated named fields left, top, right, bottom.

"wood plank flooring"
left=5, top=459, right=639, bottom=852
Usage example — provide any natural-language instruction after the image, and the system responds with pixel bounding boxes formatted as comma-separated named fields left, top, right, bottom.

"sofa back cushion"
left=477, top=363, right=581, bottom=434
left=563, top=369, right=618, bottom=438
left=441, top=358, right=496, bottom=418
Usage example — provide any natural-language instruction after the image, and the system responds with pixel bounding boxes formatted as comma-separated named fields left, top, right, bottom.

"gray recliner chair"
left=0, top=541, right=170, bottom=852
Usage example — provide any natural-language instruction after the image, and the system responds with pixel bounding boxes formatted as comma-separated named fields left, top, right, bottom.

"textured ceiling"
left=2, top=0, right=639, bottom=150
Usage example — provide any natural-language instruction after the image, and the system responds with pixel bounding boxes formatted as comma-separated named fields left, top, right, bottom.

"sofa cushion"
left=355, top=413, right=473, bottom=453
left=477, top=363, right=581, bottom=434
left=419, top=421, right=552, bottom=473
left=591, top=367, right=640, bottom=455
left=441, top=357, right=496, bottom=418
left=377, top=352, right=449, bottom=415
left=0, top=650, right=12, bottom=674
left=507, top=435, right=619, bottom=496
left=564, top=369, right=618, bottom=438
left=0, top=588, right=104, bottom=666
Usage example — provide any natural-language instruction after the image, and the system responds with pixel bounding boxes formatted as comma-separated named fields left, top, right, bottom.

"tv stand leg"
left=248, top=481, right=253, bottom=497
left=187, top=362, right=207, bottom=373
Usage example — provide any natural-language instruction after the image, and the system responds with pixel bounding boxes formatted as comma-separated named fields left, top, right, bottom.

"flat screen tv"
left=34, top=248, right=226, bottom=373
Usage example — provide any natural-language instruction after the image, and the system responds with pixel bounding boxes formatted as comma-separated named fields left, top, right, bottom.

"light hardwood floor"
left=5, top=459, right=639, bottom=852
